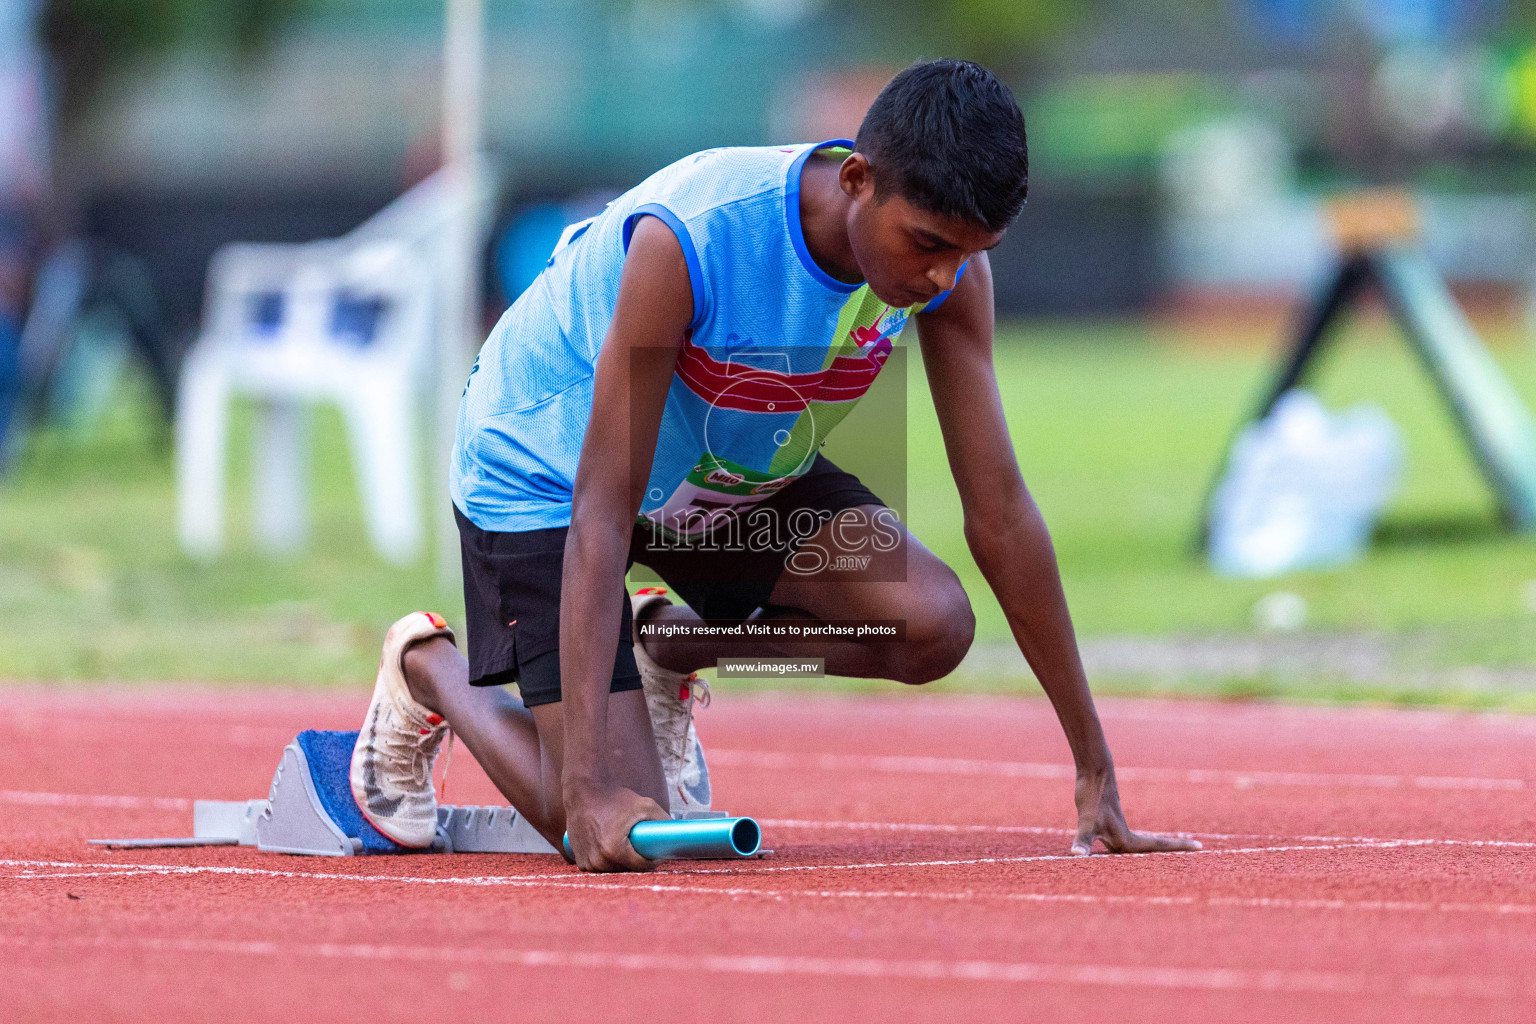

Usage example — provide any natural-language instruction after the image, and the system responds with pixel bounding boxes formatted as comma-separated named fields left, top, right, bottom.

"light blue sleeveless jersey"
left=451, top=139, right=958, bottom=534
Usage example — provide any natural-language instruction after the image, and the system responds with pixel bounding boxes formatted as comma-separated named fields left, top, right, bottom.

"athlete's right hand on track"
left=1070, top=765, right=1203, bottom=857
left=564, top=784, right=670, bottom=872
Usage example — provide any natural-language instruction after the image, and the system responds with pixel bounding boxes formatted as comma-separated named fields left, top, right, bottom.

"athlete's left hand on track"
left=1070, top=765, right=1202, bottom=856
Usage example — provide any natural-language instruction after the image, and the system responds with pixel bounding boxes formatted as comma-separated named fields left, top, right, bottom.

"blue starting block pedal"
left=92, top=730, right=559, bottom=856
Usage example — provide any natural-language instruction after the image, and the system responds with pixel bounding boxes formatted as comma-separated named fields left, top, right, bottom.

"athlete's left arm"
left=914, top=252, right=1198, bottom=857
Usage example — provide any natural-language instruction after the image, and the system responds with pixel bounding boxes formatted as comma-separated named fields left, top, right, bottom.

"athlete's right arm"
left=560, top=215, right=693, bottom=872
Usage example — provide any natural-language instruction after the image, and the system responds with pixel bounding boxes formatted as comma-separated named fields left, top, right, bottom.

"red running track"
left=2, top=687, right=1534, bottom=1022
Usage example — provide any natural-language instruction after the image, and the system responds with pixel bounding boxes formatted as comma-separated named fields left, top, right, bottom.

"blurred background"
left=2, top=0, right=1535, bottom=707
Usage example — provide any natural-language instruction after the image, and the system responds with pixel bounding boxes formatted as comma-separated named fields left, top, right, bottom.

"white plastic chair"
left=177, top=168, right=481, bottom=565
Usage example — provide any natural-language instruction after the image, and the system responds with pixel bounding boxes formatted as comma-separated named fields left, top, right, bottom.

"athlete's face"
left=841, top=154, right=1005, bottom=308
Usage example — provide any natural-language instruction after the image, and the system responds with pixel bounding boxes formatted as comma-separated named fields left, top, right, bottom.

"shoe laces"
left=435, top=729, right=455, bottom=803
left=376, top=709, right=449, bottom=793
left=650, top=673, right=708, bottom=781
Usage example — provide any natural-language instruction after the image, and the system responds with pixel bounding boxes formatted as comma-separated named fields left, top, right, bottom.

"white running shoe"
left=350, top=611, right=456, bottom=848
left=631, top=588, right=712, bottom=816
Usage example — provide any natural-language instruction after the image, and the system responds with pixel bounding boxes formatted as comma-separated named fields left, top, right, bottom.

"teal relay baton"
left=562, top=816, right=762, bottom=861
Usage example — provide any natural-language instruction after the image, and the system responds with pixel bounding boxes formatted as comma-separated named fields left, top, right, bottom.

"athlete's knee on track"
left=892, top=584, right=974, bottom=685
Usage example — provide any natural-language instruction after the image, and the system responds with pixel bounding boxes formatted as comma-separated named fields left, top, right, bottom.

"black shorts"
left=457, top=454, right=884, bottom=706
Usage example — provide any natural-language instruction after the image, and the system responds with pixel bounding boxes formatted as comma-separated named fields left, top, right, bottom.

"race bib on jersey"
left=640, top=453, right=796, bottom=539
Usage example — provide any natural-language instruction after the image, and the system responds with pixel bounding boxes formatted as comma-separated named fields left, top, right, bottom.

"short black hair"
left=854, top=58, right=1028, bottom=233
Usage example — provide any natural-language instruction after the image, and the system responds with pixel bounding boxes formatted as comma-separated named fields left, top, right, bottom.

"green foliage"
left=924, top=0, right=1082, bottom=61
left=827, top=0, right=1237, bottom=66
left=41, top=0, right=311, bottom=120
left=1028, top=72, right=1231, bottom=178
left=836, top=0, right=1087, bottom=63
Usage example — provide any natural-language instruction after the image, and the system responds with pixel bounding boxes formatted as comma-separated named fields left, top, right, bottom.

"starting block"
left=93, top=730, right=558, bottom=857
left=248, top=729, right=558, bottom=856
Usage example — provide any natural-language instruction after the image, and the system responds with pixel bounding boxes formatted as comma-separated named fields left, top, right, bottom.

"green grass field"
left=3, top=317, right=1535, bottom=703
left=914, top=324, right=1536, bottom=639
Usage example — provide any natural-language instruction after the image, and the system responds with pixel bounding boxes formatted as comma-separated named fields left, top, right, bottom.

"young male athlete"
left=349, top=59, right=1199, bottom=871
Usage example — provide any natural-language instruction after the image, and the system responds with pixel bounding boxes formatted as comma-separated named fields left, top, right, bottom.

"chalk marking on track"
left=757, top=818, right=1536, bottom=848
left=759, top=694, right=1536, bottom=736
left=6, top=789, right=1535, bottom=853
left=7, top=859, right=1535, bottom=916
left=6, top=739, right=1530, bottom=817
left=2, top=834, right=1529, bottom=890
left=11, top=869, right=189, bottom=880
left=708, top=750, right=1528, bottom=791
left=5, top=718, right=295, bottom=748
left=0, top=842, right=1448, bottom=885
left=1095, top=700, right=1536, bottom=734
left=2, top=934, right=1532, bottom=999
left=18, top=691, right=1536, bottom=739
left=679, top=840, right=1459, bottom=875
left=17, top=741, right=1515, bottom=813
left=0, top=858, right=559, bottom=886
left=0, top=790, right=191, bottom=811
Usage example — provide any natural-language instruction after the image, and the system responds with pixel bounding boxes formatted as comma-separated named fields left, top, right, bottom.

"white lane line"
left=11, top=869, right=184, bottom=880
left=6, top=850, right=1536, bottom=916
left=708, top=750, right=1528, bottom=792
left=757, top=818, right=1536, bottom=848
left=2, top=934, right=1531, bottom=999
left=1197, top=895, right=1536, bottom=915
left=5, top=786, right=1534, bottom=853
left=0, top=836, right=1522, bottom=889
left=6, top=740, right=1527, bottom=816
left=5, top=718, right=297, bottom=748
left=1093, top=700, right=1536, bottom=735
left=9, top=861, right=1536, bottom=916
left=0, top=858, right=559, bottom=886
left=681, top=839, right=1465, bottom=875
left=51, top=866, right=1528, bottom=917
left=0, top=790, right=192, bottom=811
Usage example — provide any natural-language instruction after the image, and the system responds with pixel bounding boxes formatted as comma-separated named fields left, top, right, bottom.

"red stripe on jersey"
left=674, top=336, right=892, bottom=413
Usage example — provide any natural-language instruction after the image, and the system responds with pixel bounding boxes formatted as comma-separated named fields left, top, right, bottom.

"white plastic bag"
left=1208, top=389, right=1403, bottom=578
